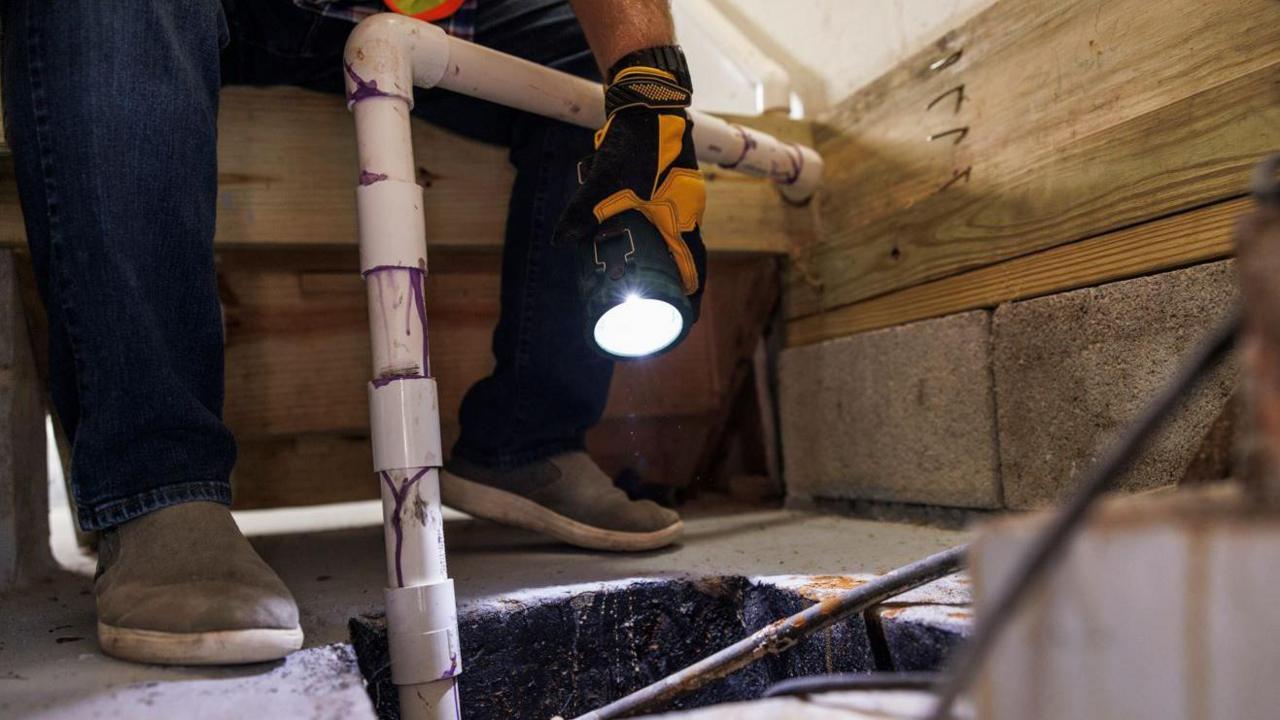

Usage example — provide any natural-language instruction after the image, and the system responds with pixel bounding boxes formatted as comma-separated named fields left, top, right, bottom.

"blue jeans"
left=1, top=0, right=612, bottom=531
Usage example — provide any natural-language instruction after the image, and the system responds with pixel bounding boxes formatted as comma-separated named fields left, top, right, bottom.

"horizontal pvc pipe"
left=345, top=13, right=824, bottom=203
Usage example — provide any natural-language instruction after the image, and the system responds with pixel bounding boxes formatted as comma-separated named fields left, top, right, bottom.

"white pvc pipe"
left=343, top=14, right=824, bottom=720
left=345, top=14, right=823, bottom=203
left=352, top=85, right=460, bottom=720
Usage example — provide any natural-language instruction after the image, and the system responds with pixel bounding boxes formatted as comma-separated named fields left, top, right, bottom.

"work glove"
left=555, top=45, right=708, bottom=302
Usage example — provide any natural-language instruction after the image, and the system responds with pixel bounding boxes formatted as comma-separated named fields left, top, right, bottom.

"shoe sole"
left=98, top=622, right=303, bottom=665
left=441, top=472, right=683, bottom=552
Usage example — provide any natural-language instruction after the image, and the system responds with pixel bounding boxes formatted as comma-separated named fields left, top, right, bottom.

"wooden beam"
left=790, top=0, right=1280, bottom=318
left=787, top=196, right=1246, bottom=347
left=0, top=87, right=814, bottom=255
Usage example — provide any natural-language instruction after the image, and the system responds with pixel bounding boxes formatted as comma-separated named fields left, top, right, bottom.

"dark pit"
left=349, top=575, right=967, bottom=720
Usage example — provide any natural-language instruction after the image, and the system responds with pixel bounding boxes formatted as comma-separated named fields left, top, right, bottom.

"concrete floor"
left=1, top=503, right=967, bottom=719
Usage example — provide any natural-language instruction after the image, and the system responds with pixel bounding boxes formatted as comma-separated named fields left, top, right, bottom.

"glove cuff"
left=604, top=45, right=693, bottom=117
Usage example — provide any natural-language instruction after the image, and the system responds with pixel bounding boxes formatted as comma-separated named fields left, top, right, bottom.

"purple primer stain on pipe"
left=440, top=651, right=459, bottom=679
left=364, top=265, right=432, bottom=377
left=407, top=265, right=430, bottom=374
left=344, top=62, right=398, bottom=104
left=371, top=372, right=426, bottom=388
left=781, top=142, right=804, bottom=185
left=720, top=124, right=757, bottom=170
left=359, top=170, right=389, bottom=186
left=381, top=467, right=430, bottom=588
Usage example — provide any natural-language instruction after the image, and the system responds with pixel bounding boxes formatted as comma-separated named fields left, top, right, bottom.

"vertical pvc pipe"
left=351, top=90, right=462, bottom=720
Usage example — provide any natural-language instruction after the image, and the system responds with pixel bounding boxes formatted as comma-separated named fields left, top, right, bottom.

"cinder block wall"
left=780, top=260, right=1239, bottom=512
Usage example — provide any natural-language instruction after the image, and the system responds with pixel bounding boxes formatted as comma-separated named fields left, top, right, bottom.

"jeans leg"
left=450, top=113, right=612, bottom=468
left=447, top=0, right=613, bottom=468
left=1, top=0, right=236, bottom=530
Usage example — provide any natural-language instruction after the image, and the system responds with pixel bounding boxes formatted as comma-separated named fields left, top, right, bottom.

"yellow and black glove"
left=555, top=45, right=708, bottom=301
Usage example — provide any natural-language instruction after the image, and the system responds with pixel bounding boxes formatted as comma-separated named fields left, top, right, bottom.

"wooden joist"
left=790, top=0, right=1280, bottom=320
left=787, top=196, right=1247, bottom=346
left=0, top=87, right=815, bottom=255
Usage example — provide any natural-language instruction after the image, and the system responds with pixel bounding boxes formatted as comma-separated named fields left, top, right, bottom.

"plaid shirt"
left=293, top=1, right=477, bottom=41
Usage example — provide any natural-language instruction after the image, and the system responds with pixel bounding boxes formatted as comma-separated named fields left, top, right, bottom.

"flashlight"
left=578, top=211, right=696, bottom=360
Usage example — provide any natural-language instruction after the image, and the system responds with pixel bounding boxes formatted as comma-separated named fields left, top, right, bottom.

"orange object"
left=382, top=0, right=465, bottom=22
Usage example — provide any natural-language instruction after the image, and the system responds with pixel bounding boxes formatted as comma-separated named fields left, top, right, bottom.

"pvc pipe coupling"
left=386, top=579, right=462, bottom=685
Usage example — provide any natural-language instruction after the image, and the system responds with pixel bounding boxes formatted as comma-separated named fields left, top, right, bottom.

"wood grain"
left=0, top=87, right=813, bottom=255
left=223, top=255, right=776, bottom=508
left=790, top=0, right=1280, bottom=318
left=231, top=434, right=375, bottom=510
left=788, top=197, right=1247, bottom=346
left=221, top=255, right=774, bottom=429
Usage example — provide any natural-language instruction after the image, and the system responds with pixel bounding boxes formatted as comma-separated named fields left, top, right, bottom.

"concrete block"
left=974, top=487, right=1280, bottom=720
left=993, top=260, right=1239, bottom=509
left=0, top=250, right=50, bottom=590
left=875, top=604, right=970, bottom=672
left=780, top=310, right=1001, bottom=509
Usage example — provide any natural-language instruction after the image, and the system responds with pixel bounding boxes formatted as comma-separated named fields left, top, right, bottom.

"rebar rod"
left=571, top=544, right=967, bottom=720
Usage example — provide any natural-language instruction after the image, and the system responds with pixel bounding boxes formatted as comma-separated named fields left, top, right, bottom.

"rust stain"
left=948, top=610, right=972, bottom=620
left=795, top=575, right=867, bottom=601
left=879, top=607, right=907, bottom=619
left=818, top=595, right=843, bottom=616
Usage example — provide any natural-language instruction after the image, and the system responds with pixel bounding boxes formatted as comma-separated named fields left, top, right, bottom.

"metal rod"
left=925, top=310, right=1240, bottom=720
left=571, top=545, right=967, bottom=720
left=763, top=672, right=942, bottom=698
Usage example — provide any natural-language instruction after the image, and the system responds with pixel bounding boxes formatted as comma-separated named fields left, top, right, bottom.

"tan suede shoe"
left=441, top=452, right=683, bottom=551
left=95, top=501, right=303, bottom=665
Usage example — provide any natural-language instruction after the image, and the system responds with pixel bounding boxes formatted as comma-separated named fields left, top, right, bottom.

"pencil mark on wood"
left=938, top=166, right=972, bottom=193
left=928, top=127, right=969, bottom=145
left=927, top=84, right=967, bottom=114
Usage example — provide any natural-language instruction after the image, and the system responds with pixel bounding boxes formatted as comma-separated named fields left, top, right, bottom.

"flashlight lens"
left=593, top=296, right=685, bottom=358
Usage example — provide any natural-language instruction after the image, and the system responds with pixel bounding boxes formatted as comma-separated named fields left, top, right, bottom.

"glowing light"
left=593, top=295, right=684, bottom=358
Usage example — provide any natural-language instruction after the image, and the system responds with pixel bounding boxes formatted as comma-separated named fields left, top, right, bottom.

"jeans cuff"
left=451, top=437, right=587, bottom=471
left=77, top=480, right=232, bottom=531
